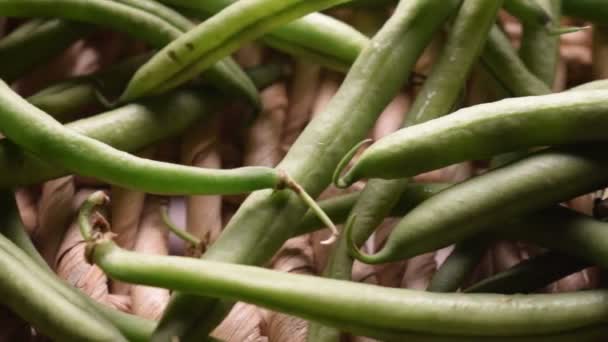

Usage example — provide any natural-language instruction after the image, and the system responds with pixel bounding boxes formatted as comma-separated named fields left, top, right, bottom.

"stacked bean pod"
left=1, top=1, right=608, bottom=341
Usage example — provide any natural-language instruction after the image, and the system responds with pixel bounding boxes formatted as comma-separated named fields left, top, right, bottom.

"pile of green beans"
left=3, top=0, right=608, bottom=340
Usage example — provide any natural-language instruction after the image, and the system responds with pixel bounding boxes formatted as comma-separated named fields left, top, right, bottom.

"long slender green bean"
left=0, top=19, right=93, bottom=82
left=158, top=0, right=368, bottom=71
left=87, top=235, right=608, bottom=338
left=316, top=4, right=501, bottom=323
left=464, top=251, right=590, bottom=294
left=0, top=80, right=283, bottom=195
left=337, top=90, right=608, bottom=185
left=121, top=0, right=351, bottom=101
left=0, top=88, right=213, bottom=187
left=0, top=0, right=258, bottom=106
left=347, top=145, right=608, bottom=264
left=153, top=1, right=458, bottom=340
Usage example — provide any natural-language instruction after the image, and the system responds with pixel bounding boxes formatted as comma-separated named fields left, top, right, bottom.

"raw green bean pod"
left=347, top=145, right=608, bottom=264
left=0, top=88, right=213, bottom=187
left=0, top=192, right=156, bottom=342
left=0, top=19, right=93, bottom=82
left=153, top=0, right=458, bottom=340
left=464, top=252, right=589, bottom=294
left=427, top=237, right=488, bottom=292
left=85, top=229, right=608, bottom=337
left=112, top=0, right=193, bottom=31
left=158, top=0, right=368, bottom=72
left=504, top=0, right=552, bottom=26
left=337, top=90, right=608, bottom=185
left=0, top=0, right=258, bottom=106
left=121, top=0, right=351, bottom=101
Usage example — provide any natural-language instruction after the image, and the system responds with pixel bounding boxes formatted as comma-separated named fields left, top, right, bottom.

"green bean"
left=482, top=26, right=552, bottom=96
left=0, top=80, right=283, bottom=195
left=121, top=0, right=351, bottom=101
left=0, top=19, right=93, bottom=82
left=312, top=3, right=499, bottom=336
left=504, top=0, right=552, bottom=26
left=0, top=88, right=212, bottom=187
left=153, top=0, right=457, bottom=340
left=0, top=192, right=156, bottom=342
left=347, top=145, right=608, bottom=264
left=563, top=0, right=608, bottom=23
left=158, top=0, right=368, bottom=72
left=464, top=252, right=590, bottom=294
left=112, top=0, right=193, bottom=31
left=337, top=90, right=608, bottom=185
left=0, top=0, right=258, bottom=106
left=87, top=234, right=608, bottom=337
left=519, top=0, right=560, bottom=87
left=427, top=237, right=488, bottom=292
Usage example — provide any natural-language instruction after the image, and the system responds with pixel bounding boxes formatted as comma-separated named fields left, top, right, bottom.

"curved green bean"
left=88, top=236, right=608, bottom=338
left=153, top=0, right=456, bottom=340
left=158, top=0, right=368, bottom=72
left=0, top=80, right=281, bottom=194
left=0, top=88, right=212, bottom=187
left=0, top=0, right=258, bottom=106
left=121, top=0, right=350, bottom=101
left=337, top=90, right=608, bottom=185
left=347, top=145, right=608, bottom=264
left=112, top=0, right=193, bottom=31
left=312, top=3, right=499, bottom=340
left=0, top=19, right=93, bottom=82
left=464, top=252, right=589, bottom=294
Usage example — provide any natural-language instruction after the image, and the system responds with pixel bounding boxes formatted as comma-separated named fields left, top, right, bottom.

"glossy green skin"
left=482, top=26, right=552, bottom=96
left=465, top=252, right=589, bottom=294
left=563, top=0, right=608, bottom=23
left=427, top=237, right=488, bottom=292
left=352, top=145, right=608, bottom=264
left=504, top=0, right=552, bottom=25
left=0, top=193, right=155, bottom=342
left=0, top=0, right=258, bottom=106
left=93, top=240, right=608, bottom=337
left=0, top=89, right=212, bottom=188
left=519, top=0, right=560, bottom=87
left=158, top=0, right=368, bottom=71
left=122, top=0, right=350, bottom=100
left=153, top=0, right=457, bottom=340
left=0, top=19, right=93, bottom=82
left=0, top=81, right=279, bottom=194
left=342, top=90, right=608, bottom=183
